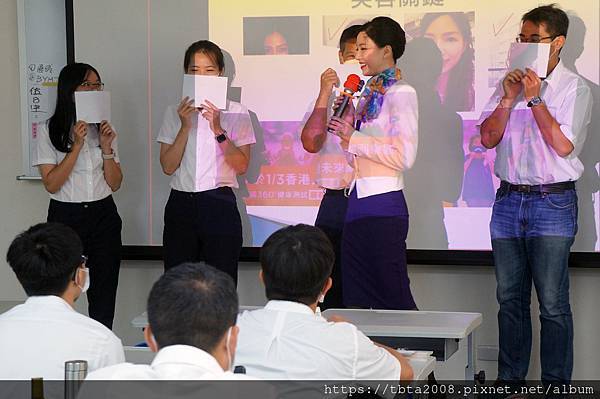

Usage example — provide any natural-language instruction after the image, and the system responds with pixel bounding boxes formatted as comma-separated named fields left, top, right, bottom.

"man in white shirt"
left=479, top=5, right=592, bottom=385
left=0, top=223, right=125, bottom=381
left=85, top=263, right=243, bottom=381
left=235, top=224, right=413, bottom=381
left=300, top=25, right=361, bottom=310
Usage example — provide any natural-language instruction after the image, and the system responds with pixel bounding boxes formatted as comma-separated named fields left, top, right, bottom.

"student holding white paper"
left=32, top=63, right=123, bottom=329
left=158, top=40, right=256, bottom=283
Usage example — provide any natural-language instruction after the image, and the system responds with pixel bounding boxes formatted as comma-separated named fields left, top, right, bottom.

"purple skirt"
left=341, top=189, right=417, bottom=310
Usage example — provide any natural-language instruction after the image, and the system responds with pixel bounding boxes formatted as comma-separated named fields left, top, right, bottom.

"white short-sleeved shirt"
left=0, top=296, right=125, bottom=380
left=301, top=99, right=354, bottom=190
left=32, top=122, right=120, bottom=202
left=85, top=345, right=247, bottom=380
left=157, top=101, right=256, bottom=192
left=477, top=61, right=592, bottom=185
left=347, top=81, right=419, bottom=198
left=235, top=300, right=401, bottom=380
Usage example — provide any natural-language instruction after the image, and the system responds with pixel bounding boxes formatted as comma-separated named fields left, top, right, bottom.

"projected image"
left=322, top=15, right=369, bottom=48
left=245, top=121, right=321, bottom=207
left=243, top=16, right=310, bottom=56
left=459, top=122, right=498, bottom=208
left=405, top=12, right=475, bottom=112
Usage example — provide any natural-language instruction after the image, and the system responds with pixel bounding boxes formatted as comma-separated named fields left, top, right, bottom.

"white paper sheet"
left=507, top=42, right=551, bottom=78
left=182, top=74, right=228, bottom=110
left=75, top=91, right=111, bottom=123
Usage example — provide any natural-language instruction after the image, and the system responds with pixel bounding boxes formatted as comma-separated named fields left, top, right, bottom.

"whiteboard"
left=17, top=0, right=68, bottom=178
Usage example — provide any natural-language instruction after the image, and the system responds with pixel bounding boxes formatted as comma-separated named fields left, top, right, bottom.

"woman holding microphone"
left=33, top=63, right=123, bottom=329
left=328, top=17, right=419, bottom=310
left=158, top=40, right=255, bottom=283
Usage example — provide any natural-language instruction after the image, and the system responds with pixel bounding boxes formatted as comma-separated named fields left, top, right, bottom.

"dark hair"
left=48, top=63, right=100, bottom=152
left=147, top=263, right=238, bottom=352
left=6, top=223, right=83, bottom=296
left=522, top=4, right=569, bottom=38
left=420, top=12, right=475, bottom=112
left=260, top=224, right=334, bottom=305
left=360, top=17, right=406, bottom=61
left=183, top=40, right=225, bottom=72
left=339, top=24, right=362, bottom=50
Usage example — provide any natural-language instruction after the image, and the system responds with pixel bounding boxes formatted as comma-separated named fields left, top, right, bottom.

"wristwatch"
left=102, top=150, right=115, bottom=160
left=215, top=130, right=227, bottom=143
left=527, top=96, right=543, bottom=107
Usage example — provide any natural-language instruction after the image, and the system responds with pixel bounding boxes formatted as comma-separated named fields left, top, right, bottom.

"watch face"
left=216, top=133, right=227, bottom=143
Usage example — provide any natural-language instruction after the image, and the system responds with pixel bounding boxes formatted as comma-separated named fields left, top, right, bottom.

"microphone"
left=327, top=74, right=364, bottom=133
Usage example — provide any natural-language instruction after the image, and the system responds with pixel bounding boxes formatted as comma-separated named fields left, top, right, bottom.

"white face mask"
left=315, top=293, right=325, bottom=317
left=77, top=267, right=90, bottom=293
left=344, top=59, right=359, bottom=65
left=225, top=327, right=234, bottom=372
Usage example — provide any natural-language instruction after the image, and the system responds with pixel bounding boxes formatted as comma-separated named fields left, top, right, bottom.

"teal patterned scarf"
left=356, top=67, right=402, bottom=126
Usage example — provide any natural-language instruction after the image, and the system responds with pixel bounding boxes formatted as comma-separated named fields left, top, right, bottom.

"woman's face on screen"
left=424, top=15, right=466, bottom=74
left=186, top=52, right=221, bottom=76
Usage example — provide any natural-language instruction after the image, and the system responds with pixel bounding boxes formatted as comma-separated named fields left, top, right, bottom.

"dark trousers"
left=314, top=189, right=348, bottom=310
left=47, top=196, right=122, bottom=329
left=163, top=188, right=242, bottom=284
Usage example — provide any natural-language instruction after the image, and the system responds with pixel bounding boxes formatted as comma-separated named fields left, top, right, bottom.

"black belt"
left=324, top=188, right=347, bottom=196
left=501, top=180, right=575, bottom=194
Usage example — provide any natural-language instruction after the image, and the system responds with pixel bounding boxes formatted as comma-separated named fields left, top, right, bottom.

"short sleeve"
left=32, top=122, right=59, bottom=167
left=555, top=81, right=592, bottom=155
left=157, top=105, right=180, bottom=145
left=353, top=327, right=401, bottom=380
left=224, top=104, right=256, bottom=147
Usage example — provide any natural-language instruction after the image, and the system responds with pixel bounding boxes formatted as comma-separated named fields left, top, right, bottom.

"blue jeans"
left=491, top=184, right=577, bottom=384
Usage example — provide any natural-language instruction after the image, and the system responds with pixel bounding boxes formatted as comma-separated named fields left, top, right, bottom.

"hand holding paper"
left=75, top=91, right=111, bottom=124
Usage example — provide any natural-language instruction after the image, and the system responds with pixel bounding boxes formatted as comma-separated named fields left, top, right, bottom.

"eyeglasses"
left=515, top=35, right=556, bottom=44
left=79, top=81, right=105, bottom=90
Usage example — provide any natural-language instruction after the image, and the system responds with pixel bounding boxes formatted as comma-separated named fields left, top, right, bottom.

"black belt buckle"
left=515, top=184, right=532, bottom=193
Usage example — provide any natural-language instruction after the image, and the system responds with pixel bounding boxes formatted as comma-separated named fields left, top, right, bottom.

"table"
left=322, top=309, right=482, bottom=381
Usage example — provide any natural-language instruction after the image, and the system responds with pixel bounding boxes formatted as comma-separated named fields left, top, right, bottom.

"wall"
left=1, top=0, right=599, bottom=381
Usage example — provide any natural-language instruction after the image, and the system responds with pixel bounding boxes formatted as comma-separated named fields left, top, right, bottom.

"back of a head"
left=361, top=16, right=406, bottom=61
left=260, top=224, right=334, bottom=305
left=6, top=223, right=83, bottom=297
left=522, top=3, right=569, bottom=38
left=147, top=263, right=238, bottom=352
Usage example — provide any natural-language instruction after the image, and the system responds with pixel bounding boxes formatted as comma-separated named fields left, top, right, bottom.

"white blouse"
left=157, top=100, right=256, bottom=192
left=32, top=122, right=120, bottom=203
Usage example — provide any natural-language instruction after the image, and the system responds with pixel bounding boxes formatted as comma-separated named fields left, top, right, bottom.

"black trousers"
left=163, top=188, right=242, bottom=284
left=47, top=196, right=122, bottom=329
left=314, top=189, right=348, bottom=310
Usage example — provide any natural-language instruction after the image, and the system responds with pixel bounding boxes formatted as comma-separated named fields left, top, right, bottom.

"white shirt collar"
left=25, top=295, right=74, bottom=311
left=263, top=300, right=316, bottom=315
left=151, top=345, right=226, bottom=374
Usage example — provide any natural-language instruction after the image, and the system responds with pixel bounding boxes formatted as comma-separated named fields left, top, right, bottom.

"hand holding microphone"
left=327, top=74, right=363, bottom=132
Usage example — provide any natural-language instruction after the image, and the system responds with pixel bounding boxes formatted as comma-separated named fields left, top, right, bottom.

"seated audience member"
left=235, top=224, right=413, bottom=380
left=85, top=263, right=244, bottom=380
left=0, top=223, right=125, bottom=379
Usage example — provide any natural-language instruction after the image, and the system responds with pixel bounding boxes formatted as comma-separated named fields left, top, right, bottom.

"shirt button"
left=83, top=205, right=88, bottom=209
